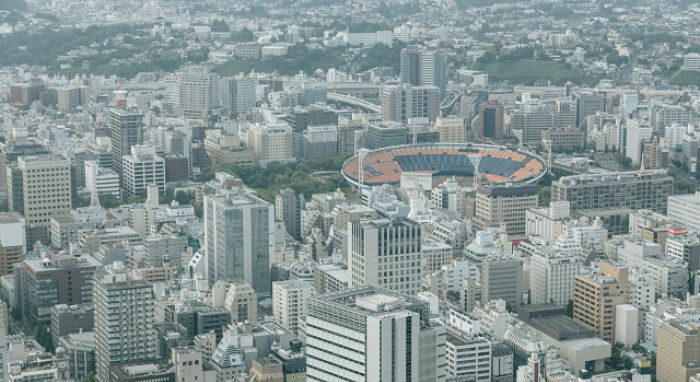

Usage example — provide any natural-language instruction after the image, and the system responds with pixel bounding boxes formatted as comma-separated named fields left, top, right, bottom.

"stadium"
left=342, top=143, right=547, bottom=188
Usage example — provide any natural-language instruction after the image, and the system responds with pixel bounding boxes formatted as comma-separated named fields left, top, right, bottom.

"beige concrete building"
left=473, top=185, right=538, bottom=237
left=16, top=154, right=72, bottom=245
left=203, top=131, right=255, bottom=166
left=657, top=320, right=700, bottom=382
left=247, top=122, right=294, bottom=167
left=249, top=358, right=284, bottom=382
left=573, top=261, right=628, bottom=342
left=211, top=279, right=258, bottom=324
left=434, top=116, right=466, bottom=143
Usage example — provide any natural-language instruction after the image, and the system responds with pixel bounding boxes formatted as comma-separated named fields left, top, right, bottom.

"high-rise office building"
left=349, top=218, right=423, bottom=295
left=272, top=280, right=315, bottom=336
left=366, top=121, right=409, bottom=149
left=650, top=104, right=689, bottom=132
left=302, top=125, right=338, bottom=161
left=305, top=287, right=446, bottom=381
left=478, top=104, right=505, bottom=139
left=381, top=83, right=440, bottom=123
left=275, top=188, right=304, bottom=241
left=178, top=68, right=220, bottom=119
left=551, top=170, right=673, bottom=214
left=575, top=92, right=606, bottom=127
left=511, top=108, right=576, bottom=147
left=625, top=118, right=653, bottom=165
left=108, top=108, right=143, bottom=179
left=400, top=46, right=447, bottom=98
left=17, top=255, right=99, bottom=324
left=573, top=261, right=628, bottom=342
left=530, top=251, right=577, bottom=306
left=284, top=106, right=338, bottom=160
left=204, top=190, right=273, bottom=298
left=94, top=263, right=157, bottom=382
left=57, top=85, right=90, bottom=113
left=121, top=145, right=165, bottom=199
left=656, top=320, right=700, bottom=382
left=14, top=154, right=72, bottom=245
left=473, top=185, right=539, bottom=237
left=481, top=255, right=524, bottom=307
left=221, top=75, right=258, bottom=115
left=0, top=213, right=24, bottom=275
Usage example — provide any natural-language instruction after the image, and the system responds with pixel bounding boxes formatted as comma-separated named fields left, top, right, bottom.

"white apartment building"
left=85, top=160, right=119, bottom=197
left=445, top=328, right=492, bottom=381
left=625, top=118, right=653, bottom=165
left=273, top=280, right=315, bottom=337
left=525, top=201, right=571, bottom=244
left=642, top=256, right=688, bottom=296
left=668, top=191, right=700, bottom=233
left=529, top=250, right=577, bottom=306
left=121, top=145, right=165, bottom=198
left=178, top=68, right=219, bottom=119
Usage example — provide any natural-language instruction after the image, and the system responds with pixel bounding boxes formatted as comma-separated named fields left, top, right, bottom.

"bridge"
left=327, top=92, right=381, bottom=114
left=440, top=91, right=462, bottom=111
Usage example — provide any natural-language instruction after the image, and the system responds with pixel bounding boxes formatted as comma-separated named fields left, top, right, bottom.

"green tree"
left=73, top=194, right=91, bottom=208
left=230, top=27, right=254, bottom=42
left=98, top=194, right=123, bottom=209
left=175, top=190, right=195, bottom=205
left=566, top=299, right=574, bottom=317
left=538, top=186, right=551, bottom=206
left=211, top=19, right=229, bottom=32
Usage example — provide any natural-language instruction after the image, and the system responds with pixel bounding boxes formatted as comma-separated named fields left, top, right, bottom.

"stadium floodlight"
left=468, top=153, right=482, bottom=186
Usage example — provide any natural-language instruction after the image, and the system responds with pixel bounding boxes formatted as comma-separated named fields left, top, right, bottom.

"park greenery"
left=356, top=42, right=406, bottom=72
left=0, top=24, right=144, bottom=67
left=214, top=44, right=346, bottom=76
left=201, top=156, right=352, bottom=202
left=667, top=70, right=700, bottom=86
left=474, top=57, right=596, bottom=86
